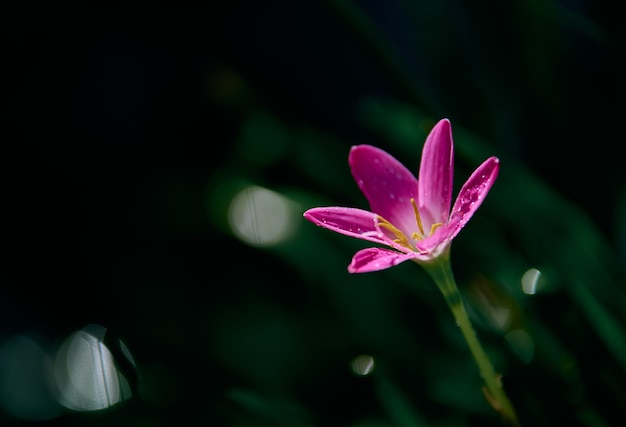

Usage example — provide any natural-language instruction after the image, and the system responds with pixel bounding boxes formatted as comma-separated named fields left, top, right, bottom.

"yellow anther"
left=411, top=198, right=425, bottom=236
left=429, top=223, right=442, bottom=236
left=377, top=206, right=443, bottom=252
left=377, top=216, right=411, bottom=248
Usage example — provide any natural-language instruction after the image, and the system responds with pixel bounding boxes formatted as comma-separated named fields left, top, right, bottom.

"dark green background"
left=1, top=1, right=625, bottom=426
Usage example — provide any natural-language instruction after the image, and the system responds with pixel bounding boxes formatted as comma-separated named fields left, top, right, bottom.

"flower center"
left=377, top=198, right=442, bottom=250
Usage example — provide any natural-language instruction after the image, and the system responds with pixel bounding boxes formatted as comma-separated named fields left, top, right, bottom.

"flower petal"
left=446, top=156, right=500, bottom=241
left=349, top=145, right=419, bottom=236
left=418, top=118, right=454, bottom=227
left=303, top=207, right=387, bottom=245
left=348, top=247, right=416, bottom=273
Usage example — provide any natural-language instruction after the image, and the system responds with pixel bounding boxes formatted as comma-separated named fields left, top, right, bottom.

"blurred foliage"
left=1, top=0, right=625, bottom=427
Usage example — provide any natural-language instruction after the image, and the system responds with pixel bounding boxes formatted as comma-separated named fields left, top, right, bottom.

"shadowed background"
left=1, top=1, right=625, bottom=426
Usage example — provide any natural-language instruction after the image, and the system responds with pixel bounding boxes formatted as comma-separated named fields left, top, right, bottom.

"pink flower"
left=303, top=118, right=499, bottom=273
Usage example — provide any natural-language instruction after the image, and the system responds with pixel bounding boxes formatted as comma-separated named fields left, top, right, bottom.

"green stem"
left=420, top=250, right=520, bottom=426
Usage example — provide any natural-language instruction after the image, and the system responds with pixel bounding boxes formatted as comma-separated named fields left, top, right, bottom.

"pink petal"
left=303, top=207, right=387, bottom=245
left=348, top=247, right=416, bottom=273
left=446, top=156, right=500, bottom=241
left=418, top=118, right=454, bottom=227
left=349, top=145, right=419, bottom=236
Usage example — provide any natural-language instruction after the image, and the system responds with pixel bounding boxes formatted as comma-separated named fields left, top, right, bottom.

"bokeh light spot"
left=54, top=324, right=134, bottom=412
left=228, top=185, right=298, bottom=247
left=521, top=268, right=543, bottom=295
left=351, top=354, right=375, bottom=376
left=0, top=335, right=61, bottom=421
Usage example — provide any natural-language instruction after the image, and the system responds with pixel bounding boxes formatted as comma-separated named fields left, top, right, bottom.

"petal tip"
left=348, top=144, right=365, bottom=161
left=350, top=144, right=375, bottom=154
left=434, top=117, right=451, bottom=130
left=487, top=156, right=500, bottom=173
left=426, top=118, right=453, bottom=146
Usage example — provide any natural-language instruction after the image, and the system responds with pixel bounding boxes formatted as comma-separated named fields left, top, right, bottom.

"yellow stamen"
left=377, top=216, right=411, bottom=248
left=429, top=222, right=442, bottom=236
left=411, top=198, right=425, bottom=236
left=377, top=202, right=444, bottom=252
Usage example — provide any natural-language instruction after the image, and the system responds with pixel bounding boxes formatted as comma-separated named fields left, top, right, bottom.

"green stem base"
left=419, top=250, right=520, bottom=426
